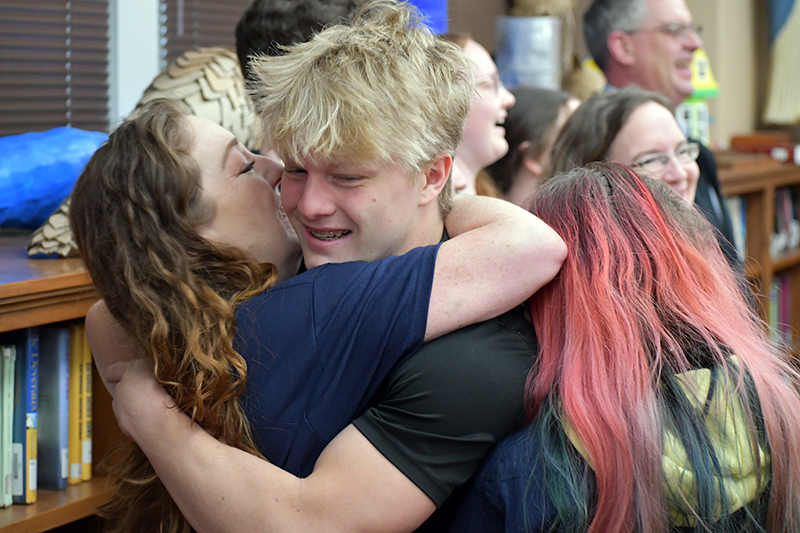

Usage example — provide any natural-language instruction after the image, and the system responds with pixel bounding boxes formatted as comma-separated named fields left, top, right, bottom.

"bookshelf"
left=0, top=231, right=126, bottom=532
left=717, top=154, right=800, bottom=346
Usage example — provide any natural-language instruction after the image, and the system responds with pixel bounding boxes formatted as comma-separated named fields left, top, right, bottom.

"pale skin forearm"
left=427, top=195, right=565, bottom=340
left=111, top=360, right=432, bottom=533
left=126, top=388, right=310, bottom=533
left=84, top=301, right=139, bottom=397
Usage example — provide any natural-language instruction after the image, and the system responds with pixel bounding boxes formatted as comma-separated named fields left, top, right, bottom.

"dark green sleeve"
left=352, top=307, right=537, bottom=506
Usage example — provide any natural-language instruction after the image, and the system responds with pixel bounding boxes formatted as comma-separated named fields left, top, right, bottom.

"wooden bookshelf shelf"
left=0, top=479, right=115, bottom=533
left=0, top=231, right=99, bottom=334
left=0, top=230, right=125, bottom=533
left=718, top=158, right=800, bottom=340
left=773, top=247, right=800, bottom=272
left=718, top=156, right=800, bottom=196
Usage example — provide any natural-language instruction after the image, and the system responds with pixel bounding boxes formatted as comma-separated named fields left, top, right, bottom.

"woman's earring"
left=278, top=205, right=287, bottom=219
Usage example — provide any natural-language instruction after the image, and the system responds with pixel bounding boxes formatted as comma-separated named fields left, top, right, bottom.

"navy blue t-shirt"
left=234, top=244, right=440, bottom=477
left=451, top=408, right=757, bottom=532
left=449, top=427, right=556, bottom=533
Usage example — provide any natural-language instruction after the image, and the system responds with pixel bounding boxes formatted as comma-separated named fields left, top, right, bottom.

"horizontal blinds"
left=0, top=0, right=109, bottom=137
left=69, top=0, right=109, bottom=132
left=161, top=0, right=252, bottom=67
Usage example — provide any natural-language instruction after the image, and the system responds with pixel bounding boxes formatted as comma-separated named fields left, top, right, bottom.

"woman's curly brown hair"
left=69, top=98, right=277, bottom=533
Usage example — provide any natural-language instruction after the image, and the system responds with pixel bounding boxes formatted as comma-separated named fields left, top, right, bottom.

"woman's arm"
left=109, top=359, right=434, bottom=533
left=84, top=300, right=140, bottom=397
left=425, top=195, right=566, bottom=341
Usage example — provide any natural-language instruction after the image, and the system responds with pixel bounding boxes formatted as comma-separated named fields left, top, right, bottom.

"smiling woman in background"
left=443, top=33, right=516, bottom=196
left=548, top=86, right=699, bottom=202
left=546, top=86, right=753, bottom=275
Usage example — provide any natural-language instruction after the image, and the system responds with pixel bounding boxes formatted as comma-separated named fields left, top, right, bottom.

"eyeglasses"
left=632, top=142, right=700, bottom=175
left=475, top=73, right=503, bottom=97
left=630, top=22, right=703, bottom=40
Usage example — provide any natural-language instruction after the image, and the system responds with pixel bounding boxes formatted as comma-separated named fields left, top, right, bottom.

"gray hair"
left=583, top=0, right=648, bottom=71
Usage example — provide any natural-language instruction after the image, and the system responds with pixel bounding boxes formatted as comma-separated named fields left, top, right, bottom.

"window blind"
left=0, top=0, right=109, bottom=136
left=160, top=0, right=252, bottom=67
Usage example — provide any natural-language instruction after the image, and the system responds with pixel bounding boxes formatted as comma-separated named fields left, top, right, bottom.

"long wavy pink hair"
left=527, top=162, right=800, bottom=532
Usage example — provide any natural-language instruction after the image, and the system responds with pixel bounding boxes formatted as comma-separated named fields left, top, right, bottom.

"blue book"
left=37, top=326, right=70, bottom=490
left=10, top=327, right=39, bottom=504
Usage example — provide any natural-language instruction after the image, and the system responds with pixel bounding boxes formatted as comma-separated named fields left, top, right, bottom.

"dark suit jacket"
left=693, top=141, right=739, bottom=269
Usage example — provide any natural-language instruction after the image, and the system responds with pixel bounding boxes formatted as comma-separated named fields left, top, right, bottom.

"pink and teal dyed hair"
left=526, top=162, right=800, bottom=532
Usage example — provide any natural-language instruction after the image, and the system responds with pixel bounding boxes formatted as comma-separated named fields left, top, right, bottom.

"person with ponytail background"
left=452, top=162, right=800, bottom=533
left=484, top=87, right=579, bottom=207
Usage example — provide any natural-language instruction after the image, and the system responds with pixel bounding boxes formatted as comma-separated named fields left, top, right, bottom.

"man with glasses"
left=583, top=0, right=701, bottom=105
left=583, top=0, right=739, bottom=270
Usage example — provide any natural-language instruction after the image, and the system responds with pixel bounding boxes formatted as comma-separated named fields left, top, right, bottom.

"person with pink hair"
left=452, top=162, right=800, bottom=533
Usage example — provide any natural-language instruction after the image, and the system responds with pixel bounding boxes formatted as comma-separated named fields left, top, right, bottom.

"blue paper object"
left=408, top=0, right=448, bottom=34
left=0, top=128, right=107, bottom=229
left=770, top=0, right=796, bottom=43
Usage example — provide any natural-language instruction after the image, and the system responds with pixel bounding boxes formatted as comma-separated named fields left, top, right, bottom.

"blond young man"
left=102, top=2, right=566, bottom=532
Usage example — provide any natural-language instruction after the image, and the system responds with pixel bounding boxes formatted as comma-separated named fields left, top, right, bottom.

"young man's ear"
left=419, top=153, right=452, bottom=207
left=607, top=30, right=637, bottom=67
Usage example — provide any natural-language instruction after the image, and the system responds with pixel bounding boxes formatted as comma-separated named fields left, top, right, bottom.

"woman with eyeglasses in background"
left=442, top=34, right=516, bottom=196
left=547, top=86, right=699, bottom=203
left=545, top=88, right=757, bottom=304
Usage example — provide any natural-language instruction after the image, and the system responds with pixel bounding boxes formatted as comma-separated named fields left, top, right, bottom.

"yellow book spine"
left=81, top=329, right=92, bottom=481
left=67, top=324, right=83, bottom=485
left=24, top=426, right=36, bottom=503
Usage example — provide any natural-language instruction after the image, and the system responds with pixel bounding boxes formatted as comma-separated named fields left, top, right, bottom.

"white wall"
left=687, top=0, right=757, bottom=148
left=108, top=0, right=162, bottom=129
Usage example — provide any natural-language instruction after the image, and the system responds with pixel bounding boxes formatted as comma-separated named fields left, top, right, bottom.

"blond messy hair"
left=249, top=0, right=473, bottom=214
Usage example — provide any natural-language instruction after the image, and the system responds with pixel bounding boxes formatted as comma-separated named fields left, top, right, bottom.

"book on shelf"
left=769, top=275, right=794, bottom=347
left=781, top=275, right=793, bottom=346
left=68, top=323, right=83, bottom=485
left=10, top=327, right=39, bottom=504
left=724, top=195, right=747, bottom=262
left=771, top=187, right=800, bottom=258
left=770, top=281, right=779, bottom=343
left=1, top=344, right=16, bottom=507
left=80, top=327, right=92, bottom=481
left=37, top=325, right=71, bottom=491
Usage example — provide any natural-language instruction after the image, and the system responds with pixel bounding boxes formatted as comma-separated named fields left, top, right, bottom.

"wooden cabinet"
left=718, top=156, right=800, bottom=345
left=0, top=231, right=125, bottom=532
